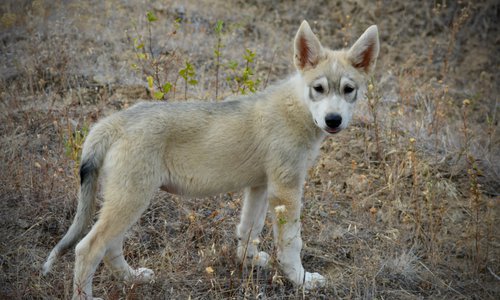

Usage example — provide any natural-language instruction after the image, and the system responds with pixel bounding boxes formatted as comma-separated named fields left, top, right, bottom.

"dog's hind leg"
left=72, top=158, right=159, bottom=299
left=103, top=235, right=154, bottom=283
left=72, top=201, right=152, bottom=299
left=236, top=185, right=270, bottom=267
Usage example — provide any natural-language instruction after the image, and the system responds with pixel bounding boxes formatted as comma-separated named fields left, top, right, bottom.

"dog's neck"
left=291, top=73, right=325, bottom=139
left=268, top=74, right=326, bottom=144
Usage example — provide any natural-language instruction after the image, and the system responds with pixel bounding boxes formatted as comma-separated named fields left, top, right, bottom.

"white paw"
left=252, top=251, right=270, bottom=267
left=127, top=267, right=155, bottom=283
left=303, top=272, right=326, bottom=289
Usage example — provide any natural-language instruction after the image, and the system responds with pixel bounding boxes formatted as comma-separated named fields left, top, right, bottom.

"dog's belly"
left=160, top=167, right=267, bottom=197
left=159, top=184, right=179, bottom=194
left=161, top=136, right=268, bottom=196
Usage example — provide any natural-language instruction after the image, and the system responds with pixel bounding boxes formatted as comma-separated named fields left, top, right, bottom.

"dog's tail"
left=42, top=117, right=121, bottom=275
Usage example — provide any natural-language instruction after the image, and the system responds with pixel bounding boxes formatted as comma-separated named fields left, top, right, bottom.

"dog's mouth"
left=325, top=127, right=341, bottom=134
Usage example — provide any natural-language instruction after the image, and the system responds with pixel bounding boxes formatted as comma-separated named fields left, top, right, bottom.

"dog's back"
left=104, top=76, right=320, bottom=197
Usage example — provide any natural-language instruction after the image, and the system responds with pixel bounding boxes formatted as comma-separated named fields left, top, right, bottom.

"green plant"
left=128, top=11, right=179, bottom=100
left=178, top=60, right=198, bottom=100
left=274, top=205, right=288, bottom=226
left=64, top=122, right=89, bottom=177
left=226, top=48, right=260, bottom=95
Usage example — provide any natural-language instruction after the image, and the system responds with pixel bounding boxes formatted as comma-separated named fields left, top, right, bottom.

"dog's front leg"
left=269, top=187, right=326, bottom=289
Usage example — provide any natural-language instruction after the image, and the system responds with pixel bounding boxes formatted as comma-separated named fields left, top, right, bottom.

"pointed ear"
left=348, top=25, right=380, bottom=73
left=294, top=20, right=323, bottom=71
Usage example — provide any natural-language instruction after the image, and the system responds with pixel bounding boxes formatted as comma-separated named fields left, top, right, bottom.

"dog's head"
left=294, top=21, right=379, bottom=135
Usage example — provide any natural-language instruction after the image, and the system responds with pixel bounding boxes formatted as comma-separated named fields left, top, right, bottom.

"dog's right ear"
left=294, top=20, right=324, bottom=72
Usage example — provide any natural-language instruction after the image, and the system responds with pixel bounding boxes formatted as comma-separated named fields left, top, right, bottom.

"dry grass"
left=1, top=0, right=499, bottom=299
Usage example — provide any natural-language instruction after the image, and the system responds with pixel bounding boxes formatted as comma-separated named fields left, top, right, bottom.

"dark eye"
left=313, top=84, right=324, bottom=94
left=343, top=85, right=354, bottom=94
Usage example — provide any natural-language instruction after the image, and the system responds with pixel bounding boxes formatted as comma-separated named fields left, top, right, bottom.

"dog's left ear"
left=348, top=25, right=380, bottom=74
left=294, top=20, right=324, bottom=72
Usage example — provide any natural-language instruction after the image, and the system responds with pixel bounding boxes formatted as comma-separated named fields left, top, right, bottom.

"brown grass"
left=1, top=0, right=498, bottom=299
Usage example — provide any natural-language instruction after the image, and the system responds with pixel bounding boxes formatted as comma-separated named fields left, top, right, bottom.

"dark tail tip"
left=79, top=159, right=96, bottom=185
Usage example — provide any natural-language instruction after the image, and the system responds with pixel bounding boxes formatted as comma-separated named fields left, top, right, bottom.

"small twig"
left=487, top=266, right=500, bottom=281
left=263, top=48, right=277, bottom=89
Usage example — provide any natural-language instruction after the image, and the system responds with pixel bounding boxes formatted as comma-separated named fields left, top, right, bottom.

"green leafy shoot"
left=226, top=48, right=260, bottom=95
left=178, top=60, right=198, bottom=99
left=64, top=122, right=89, bottom=177
left=146, top=11, right=158, bottom=22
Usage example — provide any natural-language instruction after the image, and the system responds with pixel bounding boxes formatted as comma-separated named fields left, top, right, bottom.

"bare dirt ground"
left=0, top=0, right=499, bottom=299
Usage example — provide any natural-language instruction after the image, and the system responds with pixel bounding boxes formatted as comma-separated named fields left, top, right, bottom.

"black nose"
left=325, top=113, right=342, bottom=129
